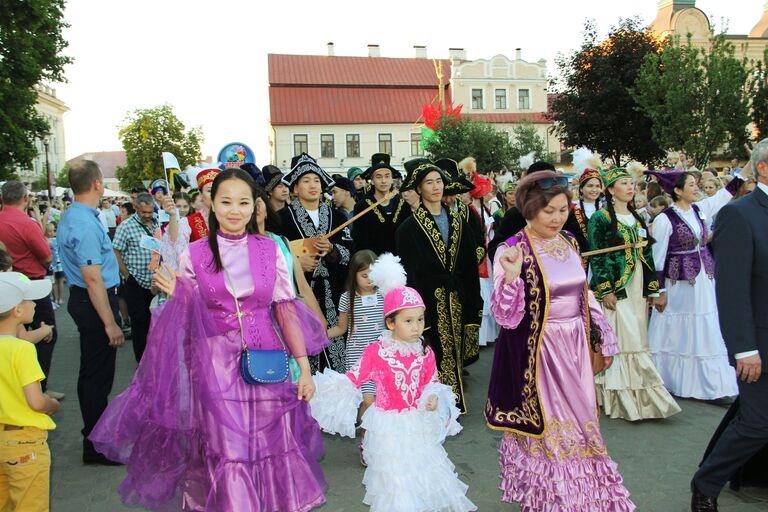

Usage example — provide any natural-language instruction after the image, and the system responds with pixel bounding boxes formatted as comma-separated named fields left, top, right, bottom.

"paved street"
left=45, top=295, right=765, bottom=512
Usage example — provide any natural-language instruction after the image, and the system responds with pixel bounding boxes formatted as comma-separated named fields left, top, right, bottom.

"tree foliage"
left=116, top=104, right=203, bottom=190
left=423, top=116, right=515, bottom=173
left=510, top=122, right=555, bottom=167
left=31, top=163, right=68, bottom=191
left=0, top=0, right=72, bottom=179
left=633, top=34, right=751, bottom=167
left=750, top=49, right=768, bottom=142
left=550, top=17, right=665, bottom=166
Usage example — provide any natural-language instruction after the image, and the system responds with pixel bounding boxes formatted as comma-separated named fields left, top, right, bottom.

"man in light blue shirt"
left=57, top=160, right=124, bottom=465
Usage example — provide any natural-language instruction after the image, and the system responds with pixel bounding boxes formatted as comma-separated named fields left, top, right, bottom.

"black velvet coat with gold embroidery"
left=395, top=204, right=483, bottom=413
left=587, top=209, right=659, bottom=300
left=351, top=193, right=411, bottom=256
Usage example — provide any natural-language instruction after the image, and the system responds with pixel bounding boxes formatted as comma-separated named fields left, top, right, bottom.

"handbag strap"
left=221, top=259, right=287, bottom=354
left=222, top=265, right=248, bottom=353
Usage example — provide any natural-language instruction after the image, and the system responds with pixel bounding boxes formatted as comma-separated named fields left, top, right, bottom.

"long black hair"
left=604, top=186, right=654, bottom=246
left=206, top=168, right=281, bottom=273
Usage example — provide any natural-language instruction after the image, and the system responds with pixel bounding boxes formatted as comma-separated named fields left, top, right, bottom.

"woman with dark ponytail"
left=570, top=148, right=605, bottom=254
left=588, top=166, right=681, bottom=421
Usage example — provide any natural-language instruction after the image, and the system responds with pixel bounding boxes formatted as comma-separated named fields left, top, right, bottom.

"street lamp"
left=40, top=132, right=53, bottom=199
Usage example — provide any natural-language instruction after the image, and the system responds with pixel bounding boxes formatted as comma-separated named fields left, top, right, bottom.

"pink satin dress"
left=491, top=235, right=634, bottom=511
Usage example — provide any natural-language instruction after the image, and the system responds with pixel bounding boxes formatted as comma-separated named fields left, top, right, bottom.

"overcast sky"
left=57, top=0, right=765, bottom=164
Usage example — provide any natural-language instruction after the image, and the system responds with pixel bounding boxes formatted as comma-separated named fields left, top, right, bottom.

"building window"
left=321, top=134, right=335, bottom=158
left=471, top=89, right=483, bottom=109
left=518, top=89, right=531, bottom=110
left=346, top=134, right=360, bottom=158
left=293, top=134, right=308, bottom=155
left=410, top=133, right=423, bottom=156
left=495, top=89, right=507, bottom=109
left=379, top=133, right=392, bottom=155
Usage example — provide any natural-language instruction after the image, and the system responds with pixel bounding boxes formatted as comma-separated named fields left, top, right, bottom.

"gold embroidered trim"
left=366, top=198, right=386, bottom=224
left=435, top=288, right=466, bottom=410
left=512, top=417, right=608, bottom=461
left=485, top=229, right=547, bottom=437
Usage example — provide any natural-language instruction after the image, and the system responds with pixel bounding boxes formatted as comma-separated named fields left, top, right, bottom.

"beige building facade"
left=651, top=0, right=768, bottom=64
left=16, top=84, right=68, bottom=184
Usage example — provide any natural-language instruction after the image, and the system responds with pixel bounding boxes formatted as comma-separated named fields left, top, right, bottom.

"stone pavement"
left=45, top=298, right=765, bottom=511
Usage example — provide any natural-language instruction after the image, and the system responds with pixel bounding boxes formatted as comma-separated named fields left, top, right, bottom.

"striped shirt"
left=340, top=291, right=385, bottom=395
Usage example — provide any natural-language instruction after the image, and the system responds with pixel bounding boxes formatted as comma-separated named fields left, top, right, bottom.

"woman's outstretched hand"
left=153, top=264, right=177, bottom=297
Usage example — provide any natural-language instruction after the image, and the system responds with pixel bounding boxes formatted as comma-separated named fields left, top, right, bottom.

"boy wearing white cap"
left=0, top=272, right=60, bottom=512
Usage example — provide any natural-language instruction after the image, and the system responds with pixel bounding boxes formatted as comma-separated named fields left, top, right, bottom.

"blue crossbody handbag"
left=224, top=266, right=289, bottom=384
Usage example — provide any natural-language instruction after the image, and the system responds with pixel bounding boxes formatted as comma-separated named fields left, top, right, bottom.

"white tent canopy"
left=102, top=188, right=129, bottom=197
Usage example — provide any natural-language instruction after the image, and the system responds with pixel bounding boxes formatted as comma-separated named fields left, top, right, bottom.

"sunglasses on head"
left=534, top=176, right=570, bottom=190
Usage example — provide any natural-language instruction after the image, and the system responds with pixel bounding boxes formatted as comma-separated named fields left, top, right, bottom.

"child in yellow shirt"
left=0, top=272, right=60, bottom=512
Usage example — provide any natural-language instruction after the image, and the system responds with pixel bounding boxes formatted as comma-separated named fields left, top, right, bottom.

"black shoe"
left=691, top=480, right=718, bottom=511
left=82, top=452, right=123, bottom=466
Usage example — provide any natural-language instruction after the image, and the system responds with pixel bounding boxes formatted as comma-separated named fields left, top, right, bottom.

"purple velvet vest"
left=189, top=234, right=284, bottom=351
left=485, top=230, right=546, bottom=437
left=661, top=205, right=715, bottom=284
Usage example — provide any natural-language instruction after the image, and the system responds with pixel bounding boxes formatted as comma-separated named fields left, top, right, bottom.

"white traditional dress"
left=648, top=187, right=739, bottom=400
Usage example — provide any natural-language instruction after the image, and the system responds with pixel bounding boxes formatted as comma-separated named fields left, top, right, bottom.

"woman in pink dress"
left=485, top=171, right=634, bottom=511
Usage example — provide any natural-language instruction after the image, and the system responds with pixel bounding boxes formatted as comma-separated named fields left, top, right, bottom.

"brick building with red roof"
left=268, top=45, right=559, bottom=173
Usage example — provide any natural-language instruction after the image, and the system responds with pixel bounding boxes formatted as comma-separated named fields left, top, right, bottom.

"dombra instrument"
left=289, top=191, right=397, bottom=257
left=581, top=240, right=648, bottom=258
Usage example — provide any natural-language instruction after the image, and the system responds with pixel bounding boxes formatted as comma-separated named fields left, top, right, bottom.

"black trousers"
left=26, top=294, right=57, bottom=392
left=67, top=285, right=120, bottom=457
left=123, top=275, right=153, bottom=362
left=694, top=372, right=768, bottom=496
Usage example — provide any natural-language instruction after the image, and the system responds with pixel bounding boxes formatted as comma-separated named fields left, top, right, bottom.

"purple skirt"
left=90, top=280, right=327, bottom=512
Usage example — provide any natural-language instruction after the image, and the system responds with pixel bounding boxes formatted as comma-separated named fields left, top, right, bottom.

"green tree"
left=423, top=116, right=515, bottom=173
left=633, top=34, right=751, bottom=168
left=510, top=122, right=555, bottom=166
left=550, top=17, right=665, bottom=166
left=0, top=0, right=72, bottom=179
left=750, top=49, right=768, bottom=142
left=31, top=164, right=68, bottom=192
left=116, top=104, right=203, bottom=190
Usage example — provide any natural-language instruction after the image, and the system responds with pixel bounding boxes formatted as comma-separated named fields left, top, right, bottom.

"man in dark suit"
left=691, top=140, right=768, bottom=511
left=487, top=161, right=586, bottom=259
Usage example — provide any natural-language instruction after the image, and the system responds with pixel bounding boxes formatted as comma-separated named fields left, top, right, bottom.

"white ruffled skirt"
left=310, top=370, right=475, bottom=512
left=648, top=271, right=738, bottom=400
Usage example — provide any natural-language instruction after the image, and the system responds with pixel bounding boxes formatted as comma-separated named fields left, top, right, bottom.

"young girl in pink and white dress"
left=310, top=253, right=476, bottom=512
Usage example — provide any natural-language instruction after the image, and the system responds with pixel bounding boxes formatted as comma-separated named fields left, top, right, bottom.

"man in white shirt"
left=100, top=198, right=117, bottom=239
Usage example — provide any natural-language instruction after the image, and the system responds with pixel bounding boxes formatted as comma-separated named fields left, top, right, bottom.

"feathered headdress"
left=625, top=161, right=645, bottom=181
left=369, top=253, right=425, bottom=317
left=571, top=147, right=603, bottom=187
left=518, top=151, right=535, bottom=172
left=369, top=253, right=407, bottom=297
left=496, top=173, right=517, bottom=193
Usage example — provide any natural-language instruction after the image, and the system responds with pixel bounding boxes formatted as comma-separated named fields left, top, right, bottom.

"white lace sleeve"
left=309, top=369, right=362, bottom=438
left=160, top=217, right=192, bottom=272
left=418, top=381, right=463, bottom=442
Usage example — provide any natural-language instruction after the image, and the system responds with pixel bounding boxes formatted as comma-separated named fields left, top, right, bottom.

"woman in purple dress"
left=90, top=169, right=329, bottom=511
left=485, top=171, right=634, bottom=511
